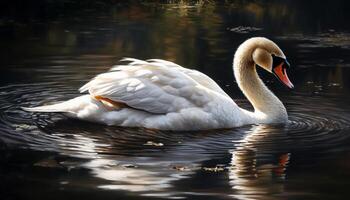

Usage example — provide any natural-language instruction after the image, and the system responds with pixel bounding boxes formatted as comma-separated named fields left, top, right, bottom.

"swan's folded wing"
left=146, top=59, right=228, bottom=97
left=181, top=69, right=228, bottom=97
left=111, top=59, right=229, bottom=97
left=80, top=62, right=221, bottom=114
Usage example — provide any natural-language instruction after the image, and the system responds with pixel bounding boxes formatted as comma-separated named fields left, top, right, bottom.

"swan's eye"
left=272, top=54, right=289, bottom=71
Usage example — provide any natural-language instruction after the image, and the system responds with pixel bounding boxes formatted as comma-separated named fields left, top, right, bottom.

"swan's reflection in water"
left=43, top=121, right=202, bottom=198
left=58, top=123, right=292, bottom=198
left=84, top=158, right=194, bottom=194
left=229, top=125, right=291, bottom=200
left=6, top=95, right=349, bottom=199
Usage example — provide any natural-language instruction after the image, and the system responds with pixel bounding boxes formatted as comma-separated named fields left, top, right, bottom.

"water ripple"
left=1, top=83, right=350, bottom=199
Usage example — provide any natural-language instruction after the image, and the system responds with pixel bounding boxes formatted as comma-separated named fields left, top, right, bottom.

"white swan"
left=23, top=37, right=293, bottom=130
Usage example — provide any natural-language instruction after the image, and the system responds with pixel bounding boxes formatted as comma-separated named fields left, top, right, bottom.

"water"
left=1, top=1, right=350, bottom=199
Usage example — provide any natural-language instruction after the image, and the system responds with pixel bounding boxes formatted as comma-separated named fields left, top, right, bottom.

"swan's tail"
left=22, top=103, right=69, bottom=113
left=22, top=95, right=92, bottom=114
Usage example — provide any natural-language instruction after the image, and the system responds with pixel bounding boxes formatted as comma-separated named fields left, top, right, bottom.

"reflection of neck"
left=229, top=125, right=288, bottom=199
left=233, top=45, right=287, bottom=123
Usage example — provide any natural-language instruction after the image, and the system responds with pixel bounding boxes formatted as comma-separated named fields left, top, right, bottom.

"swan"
left=23, top=37, right=293, bottom=130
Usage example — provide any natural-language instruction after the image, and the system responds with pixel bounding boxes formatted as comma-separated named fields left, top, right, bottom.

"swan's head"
left=245, top=37, right=294, bottom=89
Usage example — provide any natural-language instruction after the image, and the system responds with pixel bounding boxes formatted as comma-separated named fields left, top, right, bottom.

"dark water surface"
left=1, top=1, right=350, bottom=199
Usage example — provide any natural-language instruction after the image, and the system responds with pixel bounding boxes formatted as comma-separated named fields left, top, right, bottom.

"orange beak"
left=273, top=62, right=294, bottom=89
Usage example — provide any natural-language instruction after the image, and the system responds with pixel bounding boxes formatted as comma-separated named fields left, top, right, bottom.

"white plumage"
left=23, top=37, right=292, bottom=130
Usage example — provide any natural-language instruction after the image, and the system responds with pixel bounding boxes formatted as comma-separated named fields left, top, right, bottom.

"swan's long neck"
left=233, top=44, right=287, bottom=123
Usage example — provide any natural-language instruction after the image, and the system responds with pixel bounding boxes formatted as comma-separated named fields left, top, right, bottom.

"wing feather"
left=80, top=59, right=228, bottom=114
